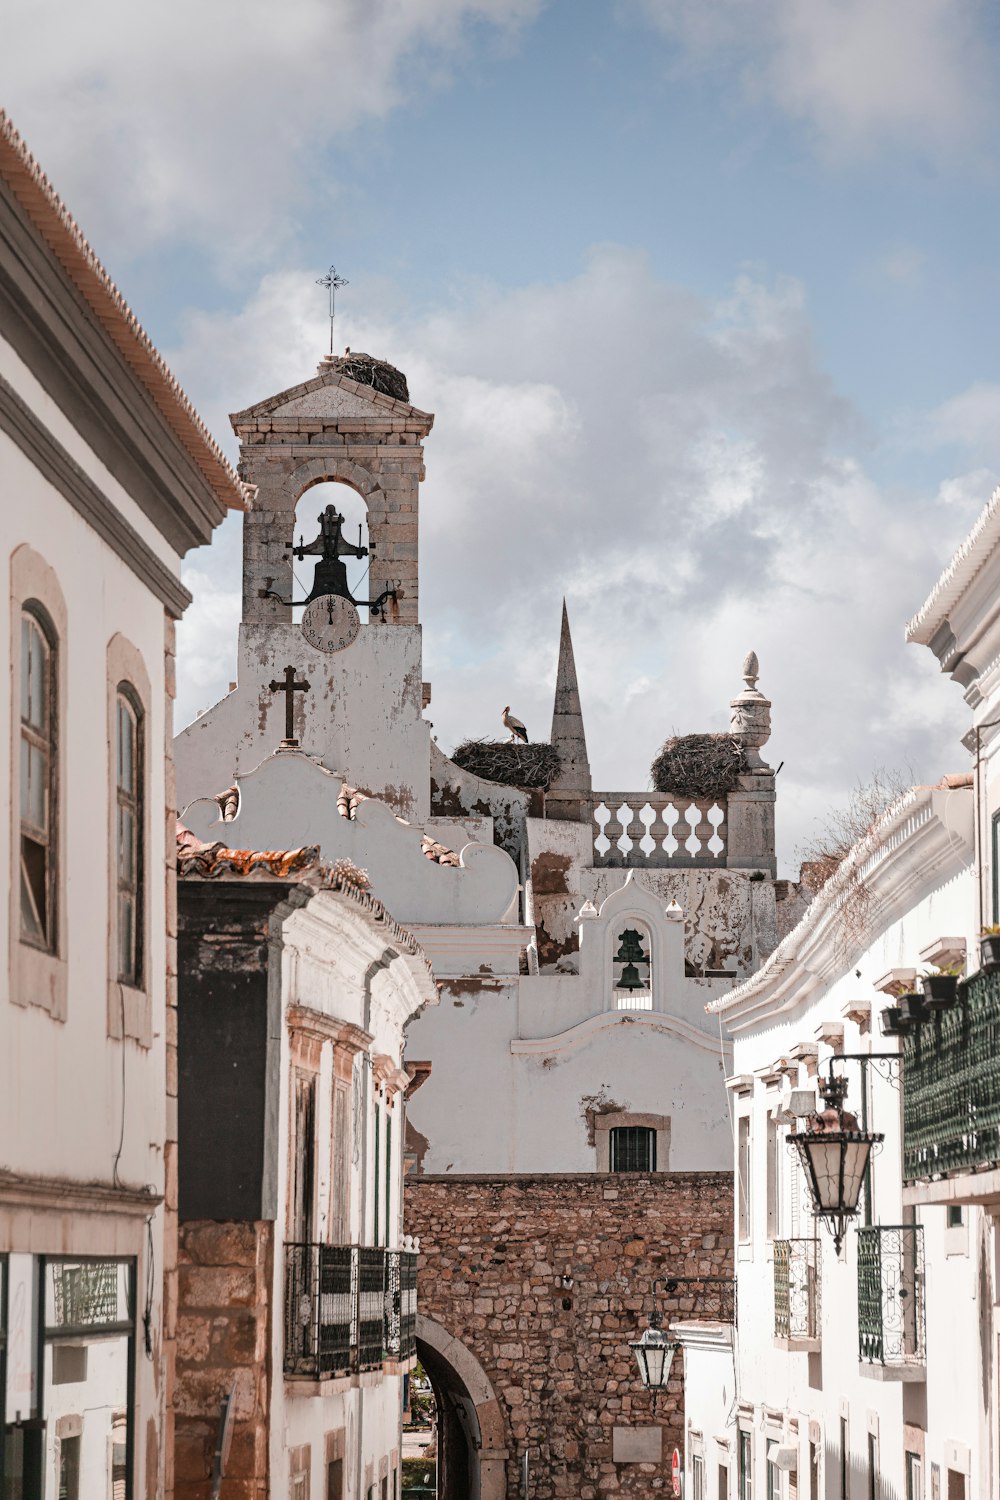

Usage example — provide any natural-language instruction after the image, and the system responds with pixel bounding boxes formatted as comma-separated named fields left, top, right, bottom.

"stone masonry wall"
left=174, top=1221, right=273, bottom=1500
left=406, top=1172, right=733, bottom=1500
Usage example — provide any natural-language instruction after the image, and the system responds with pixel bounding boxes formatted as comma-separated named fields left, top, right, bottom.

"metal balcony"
left=284, top=1243, right=418, bottom=1380
left=903, top=969, right=1000, bottom=1186
left=773, top=1238, right=820, bottom=1348
left=857, top=1226, right=925, bottom=1379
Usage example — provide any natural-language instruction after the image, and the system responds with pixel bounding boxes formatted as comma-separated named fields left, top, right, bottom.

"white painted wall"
left=267, top=891, right=433, bottom=1500
left=0, top=332, right=176, bottom=1495
left=681, top=824, right=990, bottom=1498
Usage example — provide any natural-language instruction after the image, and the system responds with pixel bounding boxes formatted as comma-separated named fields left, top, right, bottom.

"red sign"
left=671, top=1448, right=681, bottom=1497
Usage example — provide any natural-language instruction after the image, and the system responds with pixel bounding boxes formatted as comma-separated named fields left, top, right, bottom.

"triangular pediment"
left=230, top=363, right=434, bottom=433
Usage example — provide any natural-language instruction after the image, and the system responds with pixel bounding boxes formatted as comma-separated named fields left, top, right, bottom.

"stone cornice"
left=286, top=1005, right=373, bottom=1054
left=0, top=373, right=192, bottom=617
left=707, top=784, right=974, bottom=1029
left=0, top=1169, right=161, bottom=1216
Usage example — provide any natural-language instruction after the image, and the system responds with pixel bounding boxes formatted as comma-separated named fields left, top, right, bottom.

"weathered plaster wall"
left=406, top=1172, right=733, bottom=1500
left=175, top=620, right=431, bottom=822
left=405, top=978, right=732, bottom=1173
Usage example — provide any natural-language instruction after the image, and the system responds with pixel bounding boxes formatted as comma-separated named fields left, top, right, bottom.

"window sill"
left=773, top=1336, right=821, bottom=1353
left=12, top=941, right=67, bottom=1020
left=107, top=981, right=152, bottom=1047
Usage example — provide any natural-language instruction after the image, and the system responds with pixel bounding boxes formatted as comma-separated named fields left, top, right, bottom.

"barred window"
left=115, top=687, right=143, bottom=985
left=609, top=1125, right=656, bottom=1172
left=20, top=606, right=56, bottom=949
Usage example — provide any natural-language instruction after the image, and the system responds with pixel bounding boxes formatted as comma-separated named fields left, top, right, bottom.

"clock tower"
left=174, top=353, right=436, bottom=819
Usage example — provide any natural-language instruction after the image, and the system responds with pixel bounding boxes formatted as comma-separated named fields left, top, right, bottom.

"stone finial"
left=664, top=899, right=683, bottom=922
left=548, top=600, right=592, bottom=800
left=730, top=649, right=771, bottom=764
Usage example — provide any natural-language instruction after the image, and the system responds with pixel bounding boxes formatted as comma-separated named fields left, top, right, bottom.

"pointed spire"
left=549, top=600, right=592, bottom=797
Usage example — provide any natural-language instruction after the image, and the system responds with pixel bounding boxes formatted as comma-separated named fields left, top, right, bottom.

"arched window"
left=115, top=686, right=144, bottom=986
left=612, top=923, right=652, bottom=1010
left=20, top=604, right=56, bottom=949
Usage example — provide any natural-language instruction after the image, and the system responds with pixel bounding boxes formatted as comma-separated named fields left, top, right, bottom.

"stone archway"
left=415, top=1315, right=508, bottom=1500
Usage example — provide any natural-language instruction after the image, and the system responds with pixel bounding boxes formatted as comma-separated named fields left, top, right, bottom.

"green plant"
left=981, top=925, right=1000, bottom=937
left=922, top=963, right=965, bottom=978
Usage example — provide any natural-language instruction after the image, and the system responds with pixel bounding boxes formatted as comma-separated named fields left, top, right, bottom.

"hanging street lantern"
left=788, top=1073, right=883, bottom=1254
left=629, top=1309, right=678, bottom=1411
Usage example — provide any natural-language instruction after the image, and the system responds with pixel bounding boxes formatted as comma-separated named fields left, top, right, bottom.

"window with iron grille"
left=20, top=606, right=56, bottom=950
left=610, top=1126, right=656, bottom=1172
left=115, top=687, right=143, bottom=986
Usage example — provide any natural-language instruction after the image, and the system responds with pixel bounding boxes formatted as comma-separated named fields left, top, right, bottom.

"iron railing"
left=284, top=1243, right=418, bottom=1379
left=857, top=1226, right=925, bottom=1368
left=773, top=1238, right=820, bottom=1343
left=902, top=969, right=1000, bottom=1181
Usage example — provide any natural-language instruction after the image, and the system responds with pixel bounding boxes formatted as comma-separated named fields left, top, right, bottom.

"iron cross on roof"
left=269, top=665, right=310, bottom=747
left=316, top=264, right=349, bottom=357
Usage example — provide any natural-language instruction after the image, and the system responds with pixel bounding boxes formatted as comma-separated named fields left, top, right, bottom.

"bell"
left=616, top=962, right=647, bottom=992
left=615, top=928, right=647, bottom=963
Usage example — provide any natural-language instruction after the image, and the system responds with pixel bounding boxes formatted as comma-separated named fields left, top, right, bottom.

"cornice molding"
left=0, top=371, right=192, bottom=617
left=511, top=1008, right=730, bottom=1058
left=708, top=785, right=973, bottom=1030
left=0, top=1169, right=161, bottom=1217
left=286, top=1005, right=373, bottom=1054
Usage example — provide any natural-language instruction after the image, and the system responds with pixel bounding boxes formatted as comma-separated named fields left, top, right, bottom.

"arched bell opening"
left=611, top=921, right=653, bottom=1010
left=290, top=479, right=372, bottom=624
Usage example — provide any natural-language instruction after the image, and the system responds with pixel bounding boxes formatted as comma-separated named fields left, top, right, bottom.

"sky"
left=5, top=0, right=1000, bottom=875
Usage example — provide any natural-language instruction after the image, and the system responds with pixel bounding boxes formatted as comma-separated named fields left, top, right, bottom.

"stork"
left=502, top=705, right=529, bottom=744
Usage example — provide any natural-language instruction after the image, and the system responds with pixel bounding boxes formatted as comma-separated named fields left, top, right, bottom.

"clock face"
left=301, top=594, right=361, bottom=653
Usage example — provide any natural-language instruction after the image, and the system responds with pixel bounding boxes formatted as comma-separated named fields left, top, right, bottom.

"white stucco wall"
left=0, top=331, right=178, bottom=1497
left=686, top=840, right=990, bottom=1499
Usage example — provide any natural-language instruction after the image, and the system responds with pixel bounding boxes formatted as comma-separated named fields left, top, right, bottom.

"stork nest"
left=650, top=733, right=748, bottom=801
left=328, top=352, right=409, bottom=403
left=452, top=738, right=562, bottom=790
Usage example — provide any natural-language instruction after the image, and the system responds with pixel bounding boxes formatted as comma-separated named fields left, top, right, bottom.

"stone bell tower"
left=174, top=354, right=437, bottom=821
left=234, top=352, right=433, bottom=627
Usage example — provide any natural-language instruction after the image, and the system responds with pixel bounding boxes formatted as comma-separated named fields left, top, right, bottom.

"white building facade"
left=679, top=782, right=983, bottom=1499
left=173, top=836, right=436, bottom=1500
left=0, top=113, right=242, bottom=1499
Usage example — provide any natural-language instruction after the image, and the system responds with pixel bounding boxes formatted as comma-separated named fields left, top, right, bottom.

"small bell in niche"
left=615, top=928, right=647, bottom=963
left=616, top=962, right=647, bottom=992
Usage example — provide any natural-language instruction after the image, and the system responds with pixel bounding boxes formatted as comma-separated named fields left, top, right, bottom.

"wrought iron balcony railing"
left=773, top=1238, right=820, bottom=1346
left=903, top=969, right=1000, bottom=1182
left=284, top=1243, right=418, bottom=1380
left=857, top=1226, right=925, bottom=1370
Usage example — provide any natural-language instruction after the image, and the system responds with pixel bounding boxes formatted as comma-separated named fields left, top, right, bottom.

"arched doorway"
left=415, top=1316, right=507, bottom=1500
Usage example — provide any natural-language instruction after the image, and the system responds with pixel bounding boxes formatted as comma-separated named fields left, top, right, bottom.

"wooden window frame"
left=106, top=635, right=152, bottom=1046
left=9, top=546, right=67, bottom=1018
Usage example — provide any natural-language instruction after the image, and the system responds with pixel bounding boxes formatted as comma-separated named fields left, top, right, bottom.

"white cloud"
left=0, top=0, right=540, bottom=263
left=639, top=0, right=991, bottom=160
left=170, top=247, right=988, bottom=873
left=927, top=383, right=1000, bottom=463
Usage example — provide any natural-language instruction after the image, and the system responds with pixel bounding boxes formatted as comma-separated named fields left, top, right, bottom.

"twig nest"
left=650, top=732, right=748, bottom=800
left=451, top=738, right=562, bottom=790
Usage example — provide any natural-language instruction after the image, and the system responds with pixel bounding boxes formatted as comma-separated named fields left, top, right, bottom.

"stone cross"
left=269, top=665, right=310, bottom=746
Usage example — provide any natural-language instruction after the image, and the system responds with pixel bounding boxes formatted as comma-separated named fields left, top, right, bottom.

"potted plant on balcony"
left=896, top=990, right=930, bottom=1025
left=920, top=963, right=963, bottom=1010
left=879, top=1005, right=910, bottom=1038
left=980, top=926, right=1000, bottom=974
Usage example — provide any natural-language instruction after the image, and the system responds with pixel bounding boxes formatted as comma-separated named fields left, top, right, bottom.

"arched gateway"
left=416, top=1315, right=508, bottom=1500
